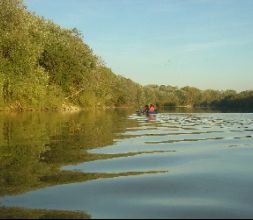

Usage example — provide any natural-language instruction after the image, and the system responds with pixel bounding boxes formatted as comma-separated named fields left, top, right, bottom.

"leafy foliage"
left=0, top=0, right=141, bottom=110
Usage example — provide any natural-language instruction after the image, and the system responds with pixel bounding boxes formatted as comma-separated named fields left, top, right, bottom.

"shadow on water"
left=0, top=109, right=163, bottom=218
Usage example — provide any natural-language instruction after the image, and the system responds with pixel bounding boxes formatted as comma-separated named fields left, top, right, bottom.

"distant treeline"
left=0, top=0, right=252, bottom=111
left=141, top=85, right=253, bottom=110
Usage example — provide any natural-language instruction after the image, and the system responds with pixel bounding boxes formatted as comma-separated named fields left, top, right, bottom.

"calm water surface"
left=1, top=110, right=253, bottom=219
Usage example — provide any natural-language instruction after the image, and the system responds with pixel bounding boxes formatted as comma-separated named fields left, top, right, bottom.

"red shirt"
left=149, top=106, right=155, bottom=112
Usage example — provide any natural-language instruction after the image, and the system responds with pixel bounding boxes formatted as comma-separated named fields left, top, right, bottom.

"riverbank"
left=0, top=103, right=82, bottom=113
left=1, top=104, right=252, bottom=113
left=0, top=103, right=137, bottom=113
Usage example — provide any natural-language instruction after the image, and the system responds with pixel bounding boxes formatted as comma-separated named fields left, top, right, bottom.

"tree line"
left=0, top=0, right=252, bottom=111
left=142, top=85, right=253, bottom=110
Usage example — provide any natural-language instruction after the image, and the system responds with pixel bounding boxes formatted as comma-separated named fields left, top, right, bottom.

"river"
left=0, top=109, right=253, bottom=218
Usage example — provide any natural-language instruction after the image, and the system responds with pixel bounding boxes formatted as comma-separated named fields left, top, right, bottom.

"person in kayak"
left=149, top=104, right=155, bottom=113
left=143, top=105, right=149, bottom=113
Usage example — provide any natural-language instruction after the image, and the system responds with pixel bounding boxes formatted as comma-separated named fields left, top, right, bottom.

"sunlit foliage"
left=0, top=0, right=142, bottom=110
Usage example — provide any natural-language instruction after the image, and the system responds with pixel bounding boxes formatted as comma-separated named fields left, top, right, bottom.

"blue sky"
left=24, top=0, right=253, bottom=91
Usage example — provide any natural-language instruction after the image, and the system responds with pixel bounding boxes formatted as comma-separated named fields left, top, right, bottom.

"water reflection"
left=147, top=114, right=157, bottom=122
left=0, top=110, right=156, bottom=198
left=1, top=110, right=253, bottom=219
left=0, top=207, right=90, bottom=219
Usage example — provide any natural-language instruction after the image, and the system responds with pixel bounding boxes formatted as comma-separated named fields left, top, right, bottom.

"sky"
left=24, top=0, right=253, bottom=91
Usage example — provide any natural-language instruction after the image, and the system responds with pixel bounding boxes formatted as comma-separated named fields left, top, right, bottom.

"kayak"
left=136, top=110, right=159, bottom=116
left=147, top=112, right=158, bottom=115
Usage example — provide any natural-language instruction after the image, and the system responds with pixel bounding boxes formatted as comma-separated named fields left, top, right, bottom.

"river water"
left=0, top=110, right=253, bottom=218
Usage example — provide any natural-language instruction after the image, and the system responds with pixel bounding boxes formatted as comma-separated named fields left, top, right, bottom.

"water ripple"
left=2, top=113, right=253, bottom=219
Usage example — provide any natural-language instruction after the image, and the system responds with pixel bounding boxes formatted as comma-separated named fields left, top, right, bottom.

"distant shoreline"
left=1, top=105, right=252, bottom=113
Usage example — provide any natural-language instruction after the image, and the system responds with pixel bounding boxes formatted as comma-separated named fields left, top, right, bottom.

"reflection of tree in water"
left=0, top=113, right=51, bottom=196
left=0, top=110, right=147, bottom=198
left=0, top=206, right=90, bottom=219
left=0, top=110, right=157, bottom=218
